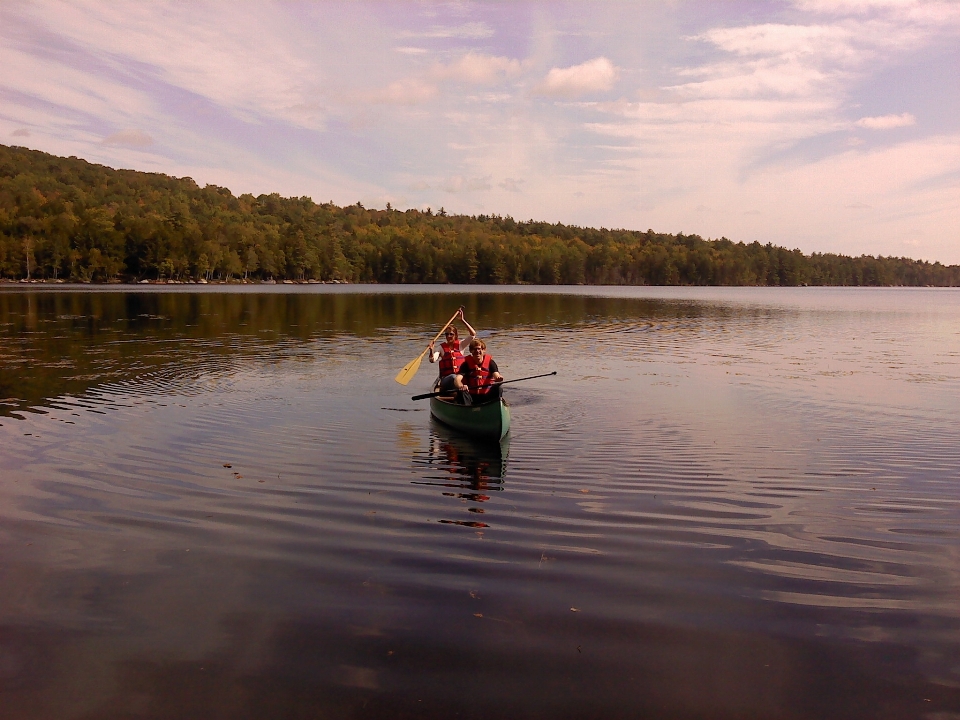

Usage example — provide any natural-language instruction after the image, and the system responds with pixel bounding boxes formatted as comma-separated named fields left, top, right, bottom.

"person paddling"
left=453, top=338, right=503, bottom=405
left=427, top=309, right=477, bottom=393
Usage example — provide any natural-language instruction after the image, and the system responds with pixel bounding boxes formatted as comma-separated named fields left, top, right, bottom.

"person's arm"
left=460, top=313, right=477, bottom=339
left=489, top=358, right=503, bottom=382
left=456, top=309, right=477, bottom=350
left=427, top=340, right=440, bottom=363
left=455, top=359, right=475, bottom=390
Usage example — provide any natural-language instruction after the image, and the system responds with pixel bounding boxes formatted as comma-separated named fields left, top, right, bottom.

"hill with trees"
left=1, top=143, right=958, bottom=286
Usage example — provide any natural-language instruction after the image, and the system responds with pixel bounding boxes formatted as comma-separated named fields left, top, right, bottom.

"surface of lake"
left=1, top=285, right=959, bottom=719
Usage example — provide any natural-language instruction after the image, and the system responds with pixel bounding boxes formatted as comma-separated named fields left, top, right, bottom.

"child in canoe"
left=427, top=309, right=477, bottom=393
left=453, top=338, right=504, bottom=405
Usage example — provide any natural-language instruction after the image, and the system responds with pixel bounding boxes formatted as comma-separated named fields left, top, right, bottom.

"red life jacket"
left=462, top=354, right=495, bottom=395
left=437, top=341, right=464, bottom=377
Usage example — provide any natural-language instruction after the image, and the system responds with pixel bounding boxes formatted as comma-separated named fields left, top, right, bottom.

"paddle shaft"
left=410, top=371, right=557, bottom=401
left=394, top=306, right=464, bottom=385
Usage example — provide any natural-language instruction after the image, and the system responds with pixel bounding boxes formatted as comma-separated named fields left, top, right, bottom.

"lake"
left=1, top=286, right=959, bottom=719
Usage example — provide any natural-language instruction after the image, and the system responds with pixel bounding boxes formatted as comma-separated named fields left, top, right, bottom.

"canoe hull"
left=429, top=395, right=511, bottom=441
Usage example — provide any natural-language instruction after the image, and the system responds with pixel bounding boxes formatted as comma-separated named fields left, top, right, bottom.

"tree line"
left=1, top=143, right=958, bottom=286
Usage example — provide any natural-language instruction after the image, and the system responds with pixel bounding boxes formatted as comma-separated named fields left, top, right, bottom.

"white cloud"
left=349, top=53, right=521, bottom=110
left=668, top=59, right=835, bottom=100
left=16, top=0, right=326, bottom=130
left=0, top=43, right=159, bottom=125
left=365, top=78, right=438, bottom=105
left=694, top=24, right=854, bottom=60
left=794, top=0, right=907, bottom=10
left=536, top=57, right=619, bottom=98
left=794, top=0, right=959, bottom=18
left=433, top=53, right=522, bottom=85
left=499, top=178, right=525, bottom=192
left=405, top=22, right=494, bottom=39
left=687, top=12, right=960, bottom=102
left=103, top=129, right=154, bottom=147
left=573, top=0, right=960, bottom=259
left=856, top=112, right=916, bottom=129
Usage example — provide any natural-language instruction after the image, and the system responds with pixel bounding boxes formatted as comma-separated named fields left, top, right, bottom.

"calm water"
left=1, top=286, right=959, bottom=719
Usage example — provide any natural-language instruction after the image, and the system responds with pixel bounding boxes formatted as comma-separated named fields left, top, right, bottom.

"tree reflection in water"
left=411, top=420, right=509, bottom=528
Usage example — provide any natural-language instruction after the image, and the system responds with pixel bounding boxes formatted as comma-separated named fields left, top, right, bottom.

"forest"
left=2, top=143, right=958, bottom=286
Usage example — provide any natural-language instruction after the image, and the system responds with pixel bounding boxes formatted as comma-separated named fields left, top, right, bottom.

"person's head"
left=468, top=338, right=486, bottom=360
left=444, top=325, right=459, bottom=344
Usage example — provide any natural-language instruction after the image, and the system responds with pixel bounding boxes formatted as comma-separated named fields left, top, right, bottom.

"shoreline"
left=0, top=278, right=955, bottom=290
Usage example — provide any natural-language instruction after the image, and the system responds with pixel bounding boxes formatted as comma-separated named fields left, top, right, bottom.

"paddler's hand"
left=493, top=373, right=503, bottom=383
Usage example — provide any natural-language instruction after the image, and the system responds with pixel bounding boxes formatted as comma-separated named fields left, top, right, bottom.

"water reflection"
left=0, top=288, right=755, bottom=420
left=2, top=287, right=960, bottom=718
left=411, top=421, right=509, bottom=529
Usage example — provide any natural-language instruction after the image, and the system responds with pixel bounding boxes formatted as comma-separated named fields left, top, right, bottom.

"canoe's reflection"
left=411, top=419, right=510, bottom=528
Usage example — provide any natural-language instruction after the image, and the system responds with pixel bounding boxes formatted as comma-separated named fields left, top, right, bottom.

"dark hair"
left=468, top=338, right=486, bottom=351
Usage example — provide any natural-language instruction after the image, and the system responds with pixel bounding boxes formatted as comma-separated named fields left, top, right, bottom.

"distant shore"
left=0, top=277, right=353, bottom=286
left=4, top=278, right=957, bottom=290
left=4, top=144, right=959, bottom=287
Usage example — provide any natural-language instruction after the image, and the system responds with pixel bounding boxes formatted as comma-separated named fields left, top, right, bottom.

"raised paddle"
left=410, top=371, right=557, bottom=400
left=394, top=306, right=465, bottom=385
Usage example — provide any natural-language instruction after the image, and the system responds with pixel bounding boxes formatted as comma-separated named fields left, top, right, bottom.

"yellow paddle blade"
left=394, top=349, right=427, bottom=385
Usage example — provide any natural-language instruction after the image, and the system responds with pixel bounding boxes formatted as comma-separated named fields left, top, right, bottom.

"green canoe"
left=429, top=393, right=511, bottom=441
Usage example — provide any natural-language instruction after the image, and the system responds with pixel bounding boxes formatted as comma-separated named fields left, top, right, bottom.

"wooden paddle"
left=410, top=371, right=557, bottom=400
left=394, top=306, right=465, bottom=385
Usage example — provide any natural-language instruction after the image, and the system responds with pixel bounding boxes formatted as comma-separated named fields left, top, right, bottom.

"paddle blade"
left=394, top=350, right=426, bottom=385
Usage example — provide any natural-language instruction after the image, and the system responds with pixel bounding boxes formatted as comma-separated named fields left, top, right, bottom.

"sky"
left=2, top=0, right=959, bottom=262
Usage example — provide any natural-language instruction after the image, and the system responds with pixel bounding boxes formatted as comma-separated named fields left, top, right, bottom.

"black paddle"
left=411, top=371, right=557, bottom=401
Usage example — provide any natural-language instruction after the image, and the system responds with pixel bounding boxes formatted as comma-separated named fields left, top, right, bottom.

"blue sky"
left=2, top=1, right=959, bottom=262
